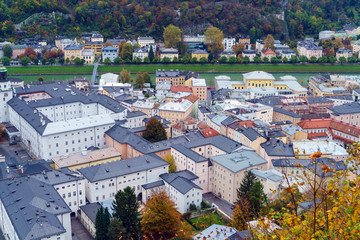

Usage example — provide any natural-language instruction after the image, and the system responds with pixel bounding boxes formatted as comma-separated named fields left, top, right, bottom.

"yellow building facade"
left=64, top=45, right=84, bottom=62
left=84, top=41, right=105, bottom=55
left=191, top=50, right=209, bottom=60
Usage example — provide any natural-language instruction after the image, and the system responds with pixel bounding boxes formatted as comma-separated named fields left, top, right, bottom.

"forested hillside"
left=0, top=0, right=359, bottom=41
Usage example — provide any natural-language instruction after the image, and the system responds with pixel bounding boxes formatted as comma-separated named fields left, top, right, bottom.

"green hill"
left=0, top=0, right=359, bottom=41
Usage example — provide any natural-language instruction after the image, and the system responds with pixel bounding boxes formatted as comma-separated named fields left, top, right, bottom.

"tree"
left=163, top=24, right=182, bottom=48
left=134, top=72, right=145, bottom=88
left=112, top=186, right=140, bottom=239
left=107, top=218, right=127, bottom=240
left=148, top=46, right=154, bottom=62
left=271, top=57, right=279, bottom=63
left=65, top=58, right=70, bottom=64
left=120, top=69, right=131, bottom=83
left=133, top=57, right=142, bottom=64
left=58, top=58, right=64, bottom=65
left=190, top=57, right=198, bottom=63
left=204, top=27, right=224, bottom=57
left=255, top=146, right=360, bottom=240
left=141, top=191, right=183, bottom=240
left=318, top=56, right=328, bottom=63
left=162, top=57, right=171, bottom=63
left=218, top=56, right=227, bottom=63
left=329, top=55, right=337, bottom=63
left=1, top=57, right=10, bottom=66
left=339, top=56, right=347, bottom=64
left=254, top=55, right=262, bottom=63
left=232, top=43, right=245, bottom=55
left=143, top=57, right=150, bottom=63
left=143, top=118, right=167, bottom=143
left=243, top=56, right=250, bottom=64
left=74, top=57, right=82, bottom=65
left=20, top=57, right=30, bottom=66
left=232, top=198, right=252, bottom=231
left=152, top=57, right=159, bottom=63
left=104, top=57, right=112, bottom=65
left=348, top=56, right=357, bottom=63
left=199, top=57, right=207, bottom=64
left=48, top=58, right=56, bottom=65
left=113, top=57, right=122, bottom=64
left=228, top=56, right=236, bottom=63
left=3, top=45, right=12, bottom=58
left=172, top=56, right=178, bottom=63
left=299, top=56, right=308, bottom=63
left=164, top=154, right=175, bottom=173
left=282, top=56, right=288, bottom=63
left=290, top=56, right=299, bottom=63
left=263, top=34, right=275, bottom=50
left=38, top=77, right=44, bottom=81
left=120, top=43, right=133, bottom=60
left=237, top=171, right=267, bottom=218
left=41, top=57, right=47, bottom=65
left=309, top=56, right=317, bottom=63
left=182, top=55, right=190, bottom=63
left=95, top=206, right=110, bottom=240
left=24, top=47, right=36, bottom=58
left=142, top=72, right=151, bottom=86
left=263, top=57, right=269, bottom=63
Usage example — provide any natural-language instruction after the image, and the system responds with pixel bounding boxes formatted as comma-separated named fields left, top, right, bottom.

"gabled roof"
left=297, top=119, right=331, bottom=129
left=80, top=203, right=101, bottom=224
left=242, top=128, right=262, bottom=141
left=260, top=139, right=295, bottom=157
left=171, top=85, right=192, bottom=93
left=160, top=170, right=201, bottom=194
left=273, top=107, right=302, bottom=118
left=0, top=177, right=71, bottom=240
left=78, top=153, right=168, bottom=182
left=328, top=102, right=360, bottom=115
left=172, top=144, right=207, bottom=163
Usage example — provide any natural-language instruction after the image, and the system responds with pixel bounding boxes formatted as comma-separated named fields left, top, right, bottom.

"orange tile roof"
left=297, top=119, right=331, bottom=129
left=261, top=49, right=276, bottom=55
left=185, top=94, right=199, bottom=103
left=329, top=119, right=360, bottom=137
left=308, top=132, right=328, bottom=140
left=200, top=129, right=220, bottom=138
left=171, top=122, right=186, bottom=131
left=238, top=120, right=257, bottom=128
left=171, top=85, right=192, bottom=93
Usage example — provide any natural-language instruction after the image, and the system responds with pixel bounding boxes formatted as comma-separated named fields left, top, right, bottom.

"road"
left=203, top=192, right=234, bottom=218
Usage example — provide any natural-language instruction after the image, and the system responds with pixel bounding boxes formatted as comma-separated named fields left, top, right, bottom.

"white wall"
left=55, top=178, right=86, bottom=213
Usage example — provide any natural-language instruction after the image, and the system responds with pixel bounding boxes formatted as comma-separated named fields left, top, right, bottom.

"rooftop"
left=160, top=170, right=201, bottom=194
left=80, top=203, right=101, bottom=224
left=210, top=149, right=267, bottom=173
left=260, top=139, right=295, bottom=157
left=78, top=153, right=168, bottom=182
left=243, top=71, right=275, bottom=80
left=52, top=148, right=121, bottom=169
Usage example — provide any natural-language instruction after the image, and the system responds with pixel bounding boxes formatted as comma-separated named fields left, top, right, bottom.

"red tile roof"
left=200, top=129, right=220, bottom=138
left=261, top=49, right=276, bottom=55
left=308, top=132, right=328, bottom=140
left=297, top=119, right=331, bottom=129
left=171, top=85, right=192, bottom=93
left=184, top=94, right=199, bottom=103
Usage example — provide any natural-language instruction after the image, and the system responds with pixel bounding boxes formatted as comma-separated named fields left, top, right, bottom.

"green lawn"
left=6, top=63, right=360, bottom=76
left=189, top=213, right=230, bottom=231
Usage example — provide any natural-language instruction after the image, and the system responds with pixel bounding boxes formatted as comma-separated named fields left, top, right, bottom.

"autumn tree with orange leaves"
left=254, top=145, right=360, bottom=239
left=141, top=190, right=192, bottom=240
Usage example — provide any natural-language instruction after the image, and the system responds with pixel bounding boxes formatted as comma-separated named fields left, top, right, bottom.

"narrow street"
left=203, top=192, right=234, bottom=218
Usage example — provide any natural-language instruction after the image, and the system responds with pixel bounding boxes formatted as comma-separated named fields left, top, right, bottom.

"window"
left=73, top=191, right=76, bottom=196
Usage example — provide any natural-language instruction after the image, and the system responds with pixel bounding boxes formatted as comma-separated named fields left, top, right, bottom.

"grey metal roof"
left=328, top=102, right=360, bottom=115
left=160, top=170, right=201, bottom=194
left=221, top=116, right=237, bottom=126
left=192, top=49, right=208, bottom=54
left=31, top=169, right=84, bottom=186
left=273, top=107, right=301, bottom=118
left=199, top=106, right=210, bottom=113
left=327, top=95, right=353, bottom=101
left=306, top=97, right=333, bottom=104
left=141, top=180, right=165, bottom=190
left=267, top=130, right=286, bottom=138
left=172, top=144, right=207, bottom=163
left=251, top=169, right=283, bottom=182
left=64, top=44, right=83, bottom=50
left=210, top=149, right=267, bottom=173
left=272, top=158, right=346, bottom=177
left=0, top=177, right=71, bottom=240
left=242, top=128, right=262, bottom=141
left=14, top=83, right=84, bottom=98
left=127, top=111, right=147, bottom=118
left=182, top=134, right=242, bottom=154
left=78, top=153, right=169, bottom=182
left=260, top=139, right=295, bottom=157
left=80, top=202, right=101, bottom=224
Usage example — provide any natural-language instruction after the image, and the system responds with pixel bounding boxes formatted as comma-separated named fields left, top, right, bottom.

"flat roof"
left=52, top=148, right=121, bottom=168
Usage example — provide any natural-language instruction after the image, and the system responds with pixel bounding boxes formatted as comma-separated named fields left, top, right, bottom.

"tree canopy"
left=204, top=27, right=224, bottom=57
left=143, top=118, right=167, bottom=143
left=163, top=24, right=182, bottom=48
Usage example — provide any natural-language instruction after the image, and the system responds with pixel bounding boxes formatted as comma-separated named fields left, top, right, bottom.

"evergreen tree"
left=107, top=218, right=127, bottom=240
left=3, top=45, right=12, bottom=58
left=148, top=46, right=154, bottom=62
left=95, top=206, right=110, bottom=240
left=143, top=118, right=167, bottom=143
left=112, top=186, right=141, bottom=239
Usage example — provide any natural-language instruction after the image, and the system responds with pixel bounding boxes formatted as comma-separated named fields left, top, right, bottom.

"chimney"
left=19, top=165, right=24, bottom=174
left=82, top=149, right=87, bottom=156
left=0, top=155, right=5, bottom=162
left=6, top=166, right=10, bottom=173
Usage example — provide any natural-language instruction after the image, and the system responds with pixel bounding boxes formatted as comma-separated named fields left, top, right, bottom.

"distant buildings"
left=102, top=46, right=118, bottom=62
left=297, top=40, right=323, bottom=59
left=160, top=48, right=179, bottom=60
left=137, top=36, right=155, bottom=47
left=155, top=69, right=198, bottom=86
